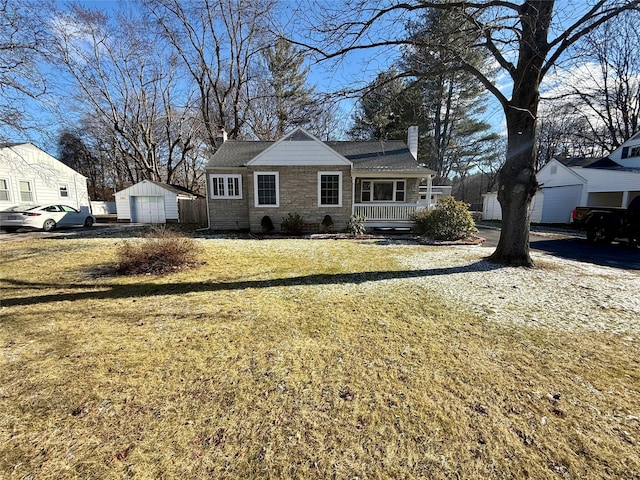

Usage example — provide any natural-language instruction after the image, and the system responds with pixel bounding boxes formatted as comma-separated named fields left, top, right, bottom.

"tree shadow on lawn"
left=1, top=260, right=504, bottom=308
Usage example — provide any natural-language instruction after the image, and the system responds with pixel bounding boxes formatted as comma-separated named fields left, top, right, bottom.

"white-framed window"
left=631, top=145, right=640, bottom=158
left=0, top=179, right=9, bottom=202
left=209, top=174, right=242, bottom=199
left=59, top=184, right=69, bottom=198
left=254, top=172, right=279, bottom=207
left=19, top=180, right=33, bottom=202
left=361, top=179, right=406, bottom=202
left=318, top=171, right=342, bottom=207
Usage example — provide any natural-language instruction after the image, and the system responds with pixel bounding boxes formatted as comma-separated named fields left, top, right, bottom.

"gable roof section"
left=328, top=140, right=430, bottom=174
left=207, top=140, right=272, bottom=168
left=116, top=180, right=200, bottom=198
left=1, top=142, right=87, bottom=179
left=247, top=127, right=351, bottom=166
left=539, top=158, right=587, bottom=185
left=583, top=156, right=640, bottom=172
left=556, top=156, right=600, bottom=168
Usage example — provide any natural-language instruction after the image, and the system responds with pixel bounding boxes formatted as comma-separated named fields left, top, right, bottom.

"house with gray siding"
left=205, top=127, right=435, bottom=232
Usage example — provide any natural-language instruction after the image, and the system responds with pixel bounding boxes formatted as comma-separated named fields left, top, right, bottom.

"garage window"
left=210, top=174, right=242, bottom=199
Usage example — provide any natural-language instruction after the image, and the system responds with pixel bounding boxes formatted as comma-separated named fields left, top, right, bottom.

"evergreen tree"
left=402, top=7, right=500, bottom=183
left=348, top=8, right=499, bottom=183
left=248, top=38, right=319, bottom=139
left=348, top=70, right=416, bottom=141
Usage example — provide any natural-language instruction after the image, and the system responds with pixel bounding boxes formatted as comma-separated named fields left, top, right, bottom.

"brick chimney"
left=407, top=125, right=418, bottom=160
left=215, top=126, right=228, bottom=147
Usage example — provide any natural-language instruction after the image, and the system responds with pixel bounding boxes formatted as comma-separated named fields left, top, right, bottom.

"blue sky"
left=6, top=0, right=608, bottom=151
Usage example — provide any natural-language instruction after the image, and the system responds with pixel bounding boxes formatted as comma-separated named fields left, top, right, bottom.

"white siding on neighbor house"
left=530, top=192, right=543, bottom=223
left=0, top=143, right=89, bottom=210
left=537, top=160, right=586, bottom=189
left=115, top=180, right=179, bottom=223
left=248, top=140, right=351, bottom=167
left=574, top=168, right=640, bottom=193
left=608, top=132, right=640, bottom=169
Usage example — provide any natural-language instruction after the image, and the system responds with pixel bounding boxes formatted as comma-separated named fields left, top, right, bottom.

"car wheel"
left=586, top=224, right=611, bottom=244
left=84, top=216, right=94, bottom=227
left=42, top=219, right=56, bottom=232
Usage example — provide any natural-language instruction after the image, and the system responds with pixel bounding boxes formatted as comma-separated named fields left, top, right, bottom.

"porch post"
left=352, top=176, right=356, bottom=216
left=622, top=191, right=629, bottom=207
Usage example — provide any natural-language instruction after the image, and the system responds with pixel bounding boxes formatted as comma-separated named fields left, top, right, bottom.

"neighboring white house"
left=114, top=180, right=201, bottom=223
left=483, top=134, right=640, bottom=224
left=0, top=142, right=90, bottom=211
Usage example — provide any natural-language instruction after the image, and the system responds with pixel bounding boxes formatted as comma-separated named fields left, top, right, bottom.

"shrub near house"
left=413, top=196, right=477, bottom=240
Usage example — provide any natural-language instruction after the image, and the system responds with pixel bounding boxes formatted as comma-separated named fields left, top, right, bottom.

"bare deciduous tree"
left=541, top=9, right=640, bottom=155
left=0, top=0, right=49, bottom=138
left=295, top=0, right=640, bottom=266
left=50, top=4, right=201, bottom=186
left=144, top=0, right=277, bottom=146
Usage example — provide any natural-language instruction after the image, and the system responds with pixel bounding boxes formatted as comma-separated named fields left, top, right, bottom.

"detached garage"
left=115, top=180, right=200, bottom=224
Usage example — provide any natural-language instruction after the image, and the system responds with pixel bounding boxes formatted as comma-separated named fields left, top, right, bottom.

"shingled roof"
left=207, top=138, right=433, bottom=175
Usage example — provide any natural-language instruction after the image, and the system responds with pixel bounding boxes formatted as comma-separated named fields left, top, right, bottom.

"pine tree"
left=249, top=38, right=319, bottom=140
left=402, top=7, right=500, bottom=183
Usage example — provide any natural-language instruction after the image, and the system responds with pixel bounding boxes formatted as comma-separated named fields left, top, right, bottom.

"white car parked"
left=0, top=204, right=95, bottom=232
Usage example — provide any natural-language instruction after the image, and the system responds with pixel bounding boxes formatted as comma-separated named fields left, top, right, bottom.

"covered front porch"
left=350, top=170, right=434, bottom=229
left=353, top=203, right=426, bottom=228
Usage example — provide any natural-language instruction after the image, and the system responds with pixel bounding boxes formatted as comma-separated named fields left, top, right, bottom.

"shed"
left=482, top=191, right=543, bottom=223
left=115, top=180, right=200, bottom=224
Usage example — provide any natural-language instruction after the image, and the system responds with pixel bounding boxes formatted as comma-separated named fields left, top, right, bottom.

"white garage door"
left=541, top=185, right=582, bottom=223
left=131, top=196, right=166, bottom=223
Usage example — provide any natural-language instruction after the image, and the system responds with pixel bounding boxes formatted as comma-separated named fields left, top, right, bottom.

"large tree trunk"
left=489, top=107, right=538, bottom=267
left=488, top=0, right=553, bottom=267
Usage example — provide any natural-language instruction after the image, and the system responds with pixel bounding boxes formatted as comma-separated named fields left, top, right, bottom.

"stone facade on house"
left=205, top=127, right=435, bottom=233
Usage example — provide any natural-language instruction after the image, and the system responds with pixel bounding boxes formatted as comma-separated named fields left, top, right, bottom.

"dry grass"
left=1, top=238, right=639, bottom=479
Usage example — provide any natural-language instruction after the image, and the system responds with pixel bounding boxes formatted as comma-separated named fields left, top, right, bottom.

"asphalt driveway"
left=477, top=226, right=640, bottom=271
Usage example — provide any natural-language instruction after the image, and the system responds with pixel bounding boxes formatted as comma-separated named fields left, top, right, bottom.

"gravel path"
left=392, top=245, right=640, bottom=337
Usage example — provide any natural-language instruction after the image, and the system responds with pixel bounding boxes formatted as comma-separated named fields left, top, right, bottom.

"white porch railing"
left=353, top=203, right=425, bottom=226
